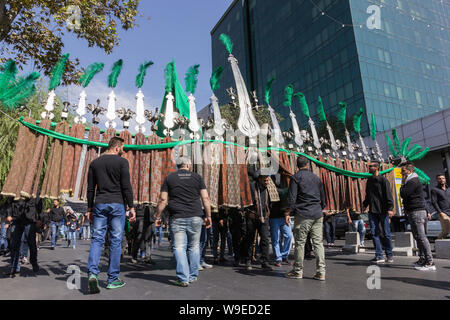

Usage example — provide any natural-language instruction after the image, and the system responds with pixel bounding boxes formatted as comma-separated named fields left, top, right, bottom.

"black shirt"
left=161, top=169, right=206, bottom=219
left=270, top=188, right=288, bottom=219
left=50, top=207, right=65, bottom=222
left=431, top=185, right=450, bottom=216
left=363, top=175, right=394, bottom=214
left=87, top=154, right=134, bottom=210
left=288, top=169, right=326, bottom=220
left=400, top=177, right=425, bottom=212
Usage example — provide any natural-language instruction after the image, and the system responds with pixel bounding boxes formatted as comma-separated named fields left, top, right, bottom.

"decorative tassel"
left=371, top=113, right=377, bottom=141
left=264, top=77, right=275, bottom=105
left=400, top=137, right=411, bottom=156
left=317, top=96, right=327, bottom=123
left=385, top=133, right=398, bottom=157
left=294, top=92, right=310, bottom=118
left=405, top=144, right=422, bottom=159
left=135, top=61, right=154, bottom=89
left=353, top=108, right=364, bottom=134
left=409, top=147, right=430, bottom=161
left=392, top=128, right=401, bottom=155
left=164, top=61, right=174, bottom=92
left=219, top=33, right=233, bottom=54
left=0, top=60, right=18, bottom=91
left=283, top=85, right=294, bottom=108
left=415, top=167, right=430, bottom=185
left=49, top=53, right=70, bottom=91
left=337, top=102, right=347, bottom=125
left=184, top=64, right=200, bottom=94
left=79, top=62, right=104, bottom=88
left=210, top=66, right=224, bottom=92
left=108, top=59, right=123, bottom=88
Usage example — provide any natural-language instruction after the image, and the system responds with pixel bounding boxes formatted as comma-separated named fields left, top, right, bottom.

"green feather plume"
left=409, top=147, right=430, bottom=161
left=405, top=144, right=422, bottom=159
left=371, top=114, right=377, bottom=141
left=0, top=72, right=40, bottom=110
left=0, top=60, right=18, bottom=91
left=283, top=85, right=294, bottom=108
left=317, top=96, right=327, bottom=123
left=337, top=102, right=347, bottom=125
left=264, top=77, right=275, bottom=105
left=415, top=167, right=430, bottom=185
left=164, top=61, right=174, bottom=92
left=385, top=133, right=398, bottom=157
left=219, top=34, right=233, bottom=54
left=185, top=64, right=200, bottom=94
left=135, top=61, right=154, bottom=89
left=353, top=108, right=364, bottom=134
left=294, top=92, right=310, bottom=118
left=49, top=53, right=69, bottom=91
left=400, top=137, right=411, bottom=156
left=108, top=59, right=123, bottom=88
left=210, top=66, right=224, bottom=92
left=392, top=128, right=401, bottom=154
left=79, top=62, right=104, bottom=88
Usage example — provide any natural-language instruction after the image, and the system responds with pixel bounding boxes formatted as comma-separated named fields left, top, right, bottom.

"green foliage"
left=108, top=59, right=123, bottom=88
left=219, top=34, right=233, bottom=54
left=264, top=77, right=275, bottom=105
left=79, top=62, right=105, bottom=88
left=135, top=61, right=153, bottom=89
left=0, top=0, right=140, bottom=85
left=283, top=85, right=293, bottom=108
left=220, top=104, right=284, bottom=131
left=184, top=64, right=200, bottom=94
left=48, top=53, right=69, bottom=91
left=210, top=66, right=224, bottom=92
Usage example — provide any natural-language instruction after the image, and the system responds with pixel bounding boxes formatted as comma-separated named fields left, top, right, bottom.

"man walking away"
left=431, top=174, right=450, bottom=240
left=363, top=161, right=394, bottom=264
left=155, top=157, right=212, bottom=287
left=400, top=163, right=436, bottom=271
left=49, top=199, right=64, bottom=249
left=87, top=137, right=136, bottom=294
left=346, top=209, right=366, bottom=247
left=285, top=156, right=326, bottom=281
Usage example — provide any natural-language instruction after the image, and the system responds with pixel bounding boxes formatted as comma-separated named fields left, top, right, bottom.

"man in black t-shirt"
left=49, top=199, right=65, bottom=249
left=155, top=157, right=211, bottom=287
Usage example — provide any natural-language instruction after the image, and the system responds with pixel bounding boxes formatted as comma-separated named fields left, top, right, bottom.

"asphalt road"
left=0, top=238, right=449, bottom=300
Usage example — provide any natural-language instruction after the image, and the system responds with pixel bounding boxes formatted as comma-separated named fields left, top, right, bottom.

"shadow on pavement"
left=382, top=276, right=450, bottom=291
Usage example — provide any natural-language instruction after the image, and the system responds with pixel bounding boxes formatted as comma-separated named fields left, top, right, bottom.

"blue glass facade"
left=211, top=0, right=449, bottom=137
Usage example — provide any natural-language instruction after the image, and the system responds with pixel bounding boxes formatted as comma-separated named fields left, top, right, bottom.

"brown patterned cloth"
left=1, top=117, right=37, bottom=199
left=203, top=142, right=221, bottom=209
left=131, top=132, right=150, bottom=204
left=335, top=158, right=347, bottom=211
left=236, top=146, right=252, bottom=208
left=354, top=160, right=368, bottom=213
left=318, top=155, right=334, bottom=212
left=59, top=123, right=85, bottom=195
left=192, top=141, right=203, bottom=177
left=344, top=159, right=356, bottom=211
left=20, top=119, right=51, bottom=198
left=120, top=130, right=134, bottom=180
left=100, top=127, right=117, bottom=152
left=290, top=152, right=298, bottom=174
left=161, top=136, right=176, bottom=182
left=149, top=135, right=163, bottom=206
left=382, top=163, right=397, bottom=215
left=41, top=121, right=69, bottom=199
left=78, top=126, right=100, bottom=201
left=219, top=144, right=241, bottom=208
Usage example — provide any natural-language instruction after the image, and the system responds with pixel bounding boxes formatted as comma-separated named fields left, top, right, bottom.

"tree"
left=0, top=0, right=140, bottom=84
left=220, top=104, right=284, bottom=131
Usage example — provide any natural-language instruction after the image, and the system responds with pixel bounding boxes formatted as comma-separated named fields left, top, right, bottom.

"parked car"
left=334, top=212, right=372, bottom=240
left=407, top=211, right=449, bottom=239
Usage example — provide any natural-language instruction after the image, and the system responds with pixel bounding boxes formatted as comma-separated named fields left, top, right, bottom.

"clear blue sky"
left=56, top=0, right=234, bottom=117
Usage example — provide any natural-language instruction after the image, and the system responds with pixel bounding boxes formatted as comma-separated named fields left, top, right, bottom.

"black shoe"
left=213, top=257, right=219, bottom=265
left=233, top=260, right=240, bottom=267
left=245, top=261, right=252, bottom=271
left=144, top=258, right=156, bottom=265
left=261, top=263, right=273, bottom=271
left=32, top=263, right=39, bottom=273
left=50, top=247, right=55, bottom=250
left=370, top=257, right=385, bottom=264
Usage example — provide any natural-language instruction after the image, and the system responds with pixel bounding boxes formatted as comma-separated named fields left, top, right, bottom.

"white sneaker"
left=201, top=262, right=213, bottom=269
left=415, top=262, right=436, bottom=271
left=198, top=265, right=204, bottom=271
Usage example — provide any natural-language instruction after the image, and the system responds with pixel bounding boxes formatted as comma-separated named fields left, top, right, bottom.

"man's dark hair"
left=401, top=161, right=415, bottom=172
left=436, top=173, right=446, bottom=179
left=297, top=156, right=309, bottom=169
left=107, top=137, right=124, bottom=151
left=369, top=160, right=381, bottom=167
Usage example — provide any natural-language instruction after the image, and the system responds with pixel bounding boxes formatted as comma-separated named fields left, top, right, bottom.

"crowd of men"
left=1, top=136, right=448, bottom=293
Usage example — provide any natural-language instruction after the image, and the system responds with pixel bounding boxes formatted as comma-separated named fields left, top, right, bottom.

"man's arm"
left=87, top=165, right=96, bottom=214
left=200, top=189, right=212, bottom=229
left=384, top=177, right=394, bottom=217
left=155, top=191, right=169, bottom=220
left=319, top=181, right=326, bottom=210
left=363, top=180, right=370, bottom=210
left=120, top=160, right=135, bottom=222
left=431, top=189, right=443, bottom=214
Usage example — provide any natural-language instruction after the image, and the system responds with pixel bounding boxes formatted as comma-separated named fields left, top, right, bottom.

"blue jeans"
left=199, top=225, right=208, bottom=264
left=0, top=222, right=8, bottom=250
left=87, top=203, right=126, bottom=284
left=19, top=232, right=29, bottom=259
left=324, top=216, right=336, bottom=244
left=170, top=216, right=203, bottom=283
left=269, top=218, right=293, bottom=262
left=351, top=219, right=366, bottom=246
left=67, top=231, right=77, bottom=248
left=369, top=213, right=393, bottom=259
left=50, top=221, right=60, bottom=247
left=82, top=225, right=91, bottom=239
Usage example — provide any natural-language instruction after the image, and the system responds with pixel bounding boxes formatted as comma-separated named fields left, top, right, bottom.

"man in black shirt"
left=49, top=199, right=65, bottom=249
left=86, top=137, right=136, bottom=294
left=400, top=162, right=435, bottom=271
left=155, top=157, right=211, bottom=287
left=363, top=161, right=394, bottom=264
left=285, top=156, right=326, bottom=281
left=431, top=174, right=450, bottom=239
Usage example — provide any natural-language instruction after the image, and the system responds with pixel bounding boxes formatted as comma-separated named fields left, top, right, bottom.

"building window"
left=415, top=90, right=422, bottom=104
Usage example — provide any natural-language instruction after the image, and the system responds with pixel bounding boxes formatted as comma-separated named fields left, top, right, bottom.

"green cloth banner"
left=18, top=117, right=399, bottom=180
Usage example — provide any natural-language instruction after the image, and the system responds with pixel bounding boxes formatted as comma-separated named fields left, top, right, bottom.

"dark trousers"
left=229, top=209, right=245, bottom=262
left=212, top=216, right=228, bottom=259
left=324, top=216, right=336, bottom=244
left=242, top=214, right=270, bottom=264
left=10, top=221, right=37, bottom=271
left=131, top=217, right=153, bottom=259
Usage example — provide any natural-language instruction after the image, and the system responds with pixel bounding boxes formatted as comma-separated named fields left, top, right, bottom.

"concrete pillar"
left=435, top=240, right=450, bottom=259
left=392, top=232, right=415, bottom=256
left=342, top=232, right=363, bottom=254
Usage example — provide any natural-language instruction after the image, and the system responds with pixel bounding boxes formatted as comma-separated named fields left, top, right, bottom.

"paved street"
left=0, top=238, right=449, bottom=300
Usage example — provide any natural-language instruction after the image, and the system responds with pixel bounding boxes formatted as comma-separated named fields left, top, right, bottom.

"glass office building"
left=211, top=0, right=449, bottom=136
